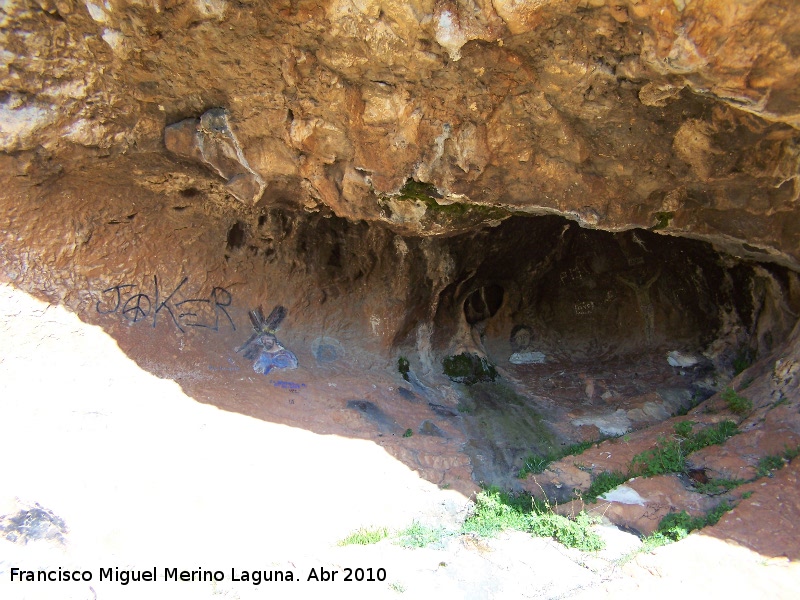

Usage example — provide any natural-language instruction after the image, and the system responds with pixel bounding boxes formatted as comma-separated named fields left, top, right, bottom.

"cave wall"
left=1, top=0, right=800, bottom=377
left=2, top=151, right=798, bottom=384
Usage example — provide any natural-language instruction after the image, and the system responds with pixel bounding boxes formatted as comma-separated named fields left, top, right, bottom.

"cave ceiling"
left=1, top=0, right=799, bottom=266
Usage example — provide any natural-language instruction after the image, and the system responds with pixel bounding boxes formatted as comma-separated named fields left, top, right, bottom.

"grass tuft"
left=622, top=501, right=736, bottom=563
left=673, top=420, right=694, bottom=438
left=583, top=471, right=630, bottom=503
left=630, top=421, right=738, bottom=477
left=395, top=522, right=450, bottom=549
left=338, top=527, right=390, bottom=546
left=693, top=478, right=745, bottom=495
left=721, top=387, right=753, bottom=415
left=462, top=489, right=605, bottom=552
left=756, top=445, right=800, bottom=477
left=518, top=438, right=606, bottom=479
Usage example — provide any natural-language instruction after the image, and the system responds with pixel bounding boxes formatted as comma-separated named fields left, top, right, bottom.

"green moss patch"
left=443, top=353, right=497, bottom=385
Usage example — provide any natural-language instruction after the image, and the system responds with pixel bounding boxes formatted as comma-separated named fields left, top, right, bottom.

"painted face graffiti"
left=235, top=306, right=298, bottom=375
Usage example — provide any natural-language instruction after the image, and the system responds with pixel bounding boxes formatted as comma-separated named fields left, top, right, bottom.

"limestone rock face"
left=3, top=2, right=800, bottom=559
left=165, top=109, right=265, bottom=204
left=0, top=0, right=798, bottom=263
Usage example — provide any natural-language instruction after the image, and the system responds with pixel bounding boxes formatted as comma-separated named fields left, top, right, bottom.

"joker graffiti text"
left=96, top=276, right=236, bottom=333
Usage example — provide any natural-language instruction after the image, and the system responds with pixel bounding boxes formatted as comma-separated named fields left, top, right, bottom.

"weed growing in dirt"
left=673, top=420, right=695, bottom=438
left=684, top=420, right=738, bottom=452
left=518, top=438, right=606, bottom=478
left=656, top=501, right=735, bottom=543
left=402, top=428, right=413, bottom=438
left=518, top=454, right=550, bottom=477
left=693, top=478, right=746, bottom=495
left=631, top=437, right=685, bottom=476
left=656, top=511, right=708, bottom=542
left=338, top=527, right=390, bottom=546
left=757, top=454, right=785, bottom=476
left=462, top=489, right=531, bottom=536
left=722, top=387, right=753, bottom=415
left=706, top=501, right=734, bottom=525
left=462, top=489, right=604, bottom=552
left=395, top=522, right=451, bottom=549
left=619, top=502, right=736, bottom=563
left=530, top=511, right=604, bottom=552
left=575, top=421, right=738, bottom=504
left=583, top=471, right=630, bottom=503
left=756, top=445, right=800, bottom=477
left=630, top=421, right=738, bottom=477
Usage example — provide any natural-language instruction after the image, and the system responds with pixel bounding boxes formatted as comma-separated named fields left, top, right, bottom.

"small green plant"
left=657, top=511, right=706, bottom=542
left=462, top=489, right=530, bottom=537
left=583, top=470, right=629, bottom=503
left=721, top=387, right=753, bottom=415
left=635, top=501, right=735, bottom=555
left=402, top=428, right=413, bottom=438
left=389, top=581, right=406, bottom=593
left=631, top=437, right=685, bottom=476
left=395, top=521, right=450, bottom=549
left=773, top=395, right=789, bottom=408
left=705, top=500, right=734, bottom=526
left=651, top=211, right=674, bottom=230
left=673, top=421, right=695, bottom=438
left=693, top=478, right=745, bottom=495
left=757, top=454, right=787, bottom=477
left=518, top=439, right=602, bottom=478
left=741, top=491, right=753, bottom=499
left=518, top=454, right=550, bottom=477
left=528, top=510, right=604, bottom=552
left=630, top=421, right=739, bottom=478
left=461, top=489, right=604, bottom=551
left=442, top=353, right=498, bottom=385
left=338, top=527, right=390, bottom=546
left=684, top=420, right=738, bottom=452
left=397, top=357, right=410, bottom=381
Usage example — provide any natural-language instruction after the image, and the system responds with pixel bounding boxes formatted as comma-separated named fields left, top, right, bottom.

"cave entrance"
left=425, top=215, right=799, bottom=484
left=434, top=214, right=796, bottom=371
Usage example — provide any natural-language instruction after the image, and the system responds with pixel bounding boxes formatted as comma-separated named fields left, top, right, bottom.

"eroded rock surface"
left=1, top=0, right=799, bottom=262
left=1, top=0, right=800, bottom=581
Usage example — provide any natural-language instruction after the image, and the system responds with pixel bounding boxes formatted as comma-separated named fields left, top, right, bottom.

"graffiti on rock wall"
left=509, top=325, right=533, bottom=353
left=96, top=276, right=235, bottom=333
left=235, top=305, right=298, bottom=375
left=273, top=380, right=306, bottom=392
left=508, top=324, right=546, bottom=365
left=560, top=265, right=587, bottom=285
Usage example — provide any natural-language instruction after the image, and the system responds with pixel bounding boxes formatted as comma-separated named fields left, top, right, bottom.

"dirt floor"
left=1, top=282, right=798, bottom=599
